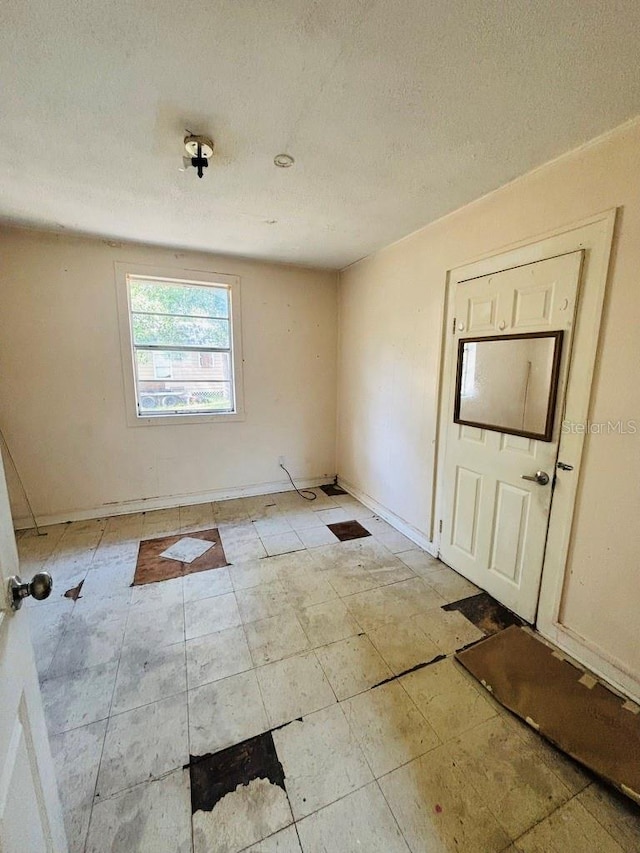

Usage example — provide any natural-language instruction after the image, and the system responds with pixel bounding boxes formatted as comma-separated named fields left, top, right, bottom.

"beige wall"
left=0, top=229, right=338, bottom=522
left=337, top=118, right=640, bottom=681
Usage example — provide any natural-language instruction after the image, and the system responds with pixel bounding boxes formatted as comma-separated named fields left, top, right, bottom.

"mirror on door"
left=454, top=330, right=563, bottom=441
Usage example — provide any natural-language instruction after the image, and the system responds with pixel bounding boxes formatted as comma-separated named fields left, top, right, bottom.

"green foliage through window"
left=128, top=275, right=236, bottom=416
left=130, top=279, right=229, bottom=318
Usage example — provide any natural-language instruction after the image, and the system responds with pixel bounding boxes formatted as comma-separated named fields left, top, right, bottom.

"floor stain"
left=64, top=579, right=84, bottom=601
left=443, top=591, right=523, bottom=635
left=187, top=731, right=286, bottom=814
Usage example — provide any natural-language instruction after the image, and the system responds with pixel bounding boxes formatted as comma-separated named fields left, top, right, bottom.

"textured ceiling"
left=2, top=1, right=640, bottom=269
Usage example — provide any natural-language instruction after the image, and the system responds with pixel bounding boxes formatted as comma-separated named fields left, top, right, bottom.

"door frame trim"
left=433, top=208, right=639, bottom=701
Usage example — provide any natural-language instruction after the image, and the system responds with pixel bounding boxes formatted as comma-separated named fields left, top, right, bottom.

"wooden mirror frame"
left=453, top=330, right=564, bottom=442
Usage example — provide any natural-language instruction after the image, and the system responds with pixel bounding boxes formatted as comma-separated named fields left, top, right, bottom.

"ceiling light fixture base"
left=184, top=135, right=214, bottom=159
left=274, top=153, right=295, bottom=168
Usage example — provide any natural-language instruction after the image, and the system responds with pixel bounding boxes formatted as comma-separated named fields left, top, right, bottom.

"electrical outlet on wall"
left=278, top=455, right=285, bottom=468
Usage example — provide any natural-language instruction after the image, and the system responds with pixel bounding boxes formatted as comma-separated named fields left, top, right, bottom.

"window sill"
left=126, top=410, right=246, bottom=427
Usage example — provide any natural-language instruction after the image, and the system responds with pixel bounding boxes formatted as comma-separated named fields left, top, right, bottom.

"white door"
left=439, top=251, right=583, bottom=622
left=0, top=455, right=67, bottom=851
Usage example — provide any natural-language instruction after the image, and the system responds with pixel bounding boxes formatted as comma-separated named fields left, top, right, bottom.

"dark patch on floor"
left=187, top=731, right=285, bottom=814
left=443, top=591, right=524, bottom=635
left=64, top=579, right=84, bottom=601
left=371, top=654, right=447, bottom=689
left=320, top=483, right=347, bottom=496
left=327, top=520, right=372, bottom=542
left=133, top=527, right=228, bottom=586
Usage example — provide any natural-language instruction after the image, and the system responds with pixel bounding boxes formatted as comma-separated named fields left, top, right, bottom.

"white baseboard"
left=12, top=475, right=333, bottom=530
left=337, top=477, right=437, bottom=557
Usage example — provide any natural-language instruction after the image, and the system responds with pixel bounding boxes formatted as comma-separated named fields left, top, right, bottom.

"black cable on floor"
left=280, top=463, right=317, bottom=502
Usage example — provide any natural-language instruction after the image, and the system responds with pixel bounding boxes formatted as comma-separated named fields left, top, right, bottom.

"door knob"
left=521, top=470, right=550, bottom=486
left=8, top=572, right=53, bottom=611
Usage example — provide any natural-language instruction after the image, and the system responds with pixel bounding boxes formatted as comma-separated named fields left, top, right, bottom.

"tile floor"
left=18, top=488, right=640, bottom=852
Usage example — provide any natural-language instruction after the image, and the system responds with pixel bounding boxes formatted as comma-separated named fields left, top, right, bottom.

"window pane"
left=136, top=380, right=233, bottom=413
left=152, top=352, right=173, bottom=379
left=132, top=314, right=230, bottom=348
left=129, top=279, right=229, bottom=318
left=135, top=349, right=231, bottom=383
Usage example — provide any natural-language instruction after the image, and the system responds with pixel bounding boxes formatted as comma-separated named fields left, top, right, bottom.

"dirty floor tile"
left=261, top=532, right=305, bottom=557
left=422, top=566, right=480, bottom=603
left=245, top=825, right=302, bottom=851
left=95, top=692, right=189, bottom=800
left=183, top=567, right=234, bottom=602
left=451, top=716, right=573, bottom=838
left=28, top=599, right=75, bottom=679
left=179, top=503, right=215, bottom=532
left=236, top=580, right=290, bottom=623
left=296, top=782, right=410, bottom=853
left=396, top=548, right=442, bottom=573
left=315, top=635, right=392, bottom=700
left=186, top=625, right=253, bottom=689
left=412, top=607, right=485, bottom=655
left=86, top=769, right=192, bottom=853
left=295, top=599, right=362, bottom=647
left=513, top=797, right=624, bottom=852
left=367, top=620, right=441, bottom=675
left=224, top=537, right=268, bottom=563
left=343, top=580, right=445, bottom=633
left=41, top=662, right=118, bottom=735
left=253, top=515, right=293, bottom=538
left=256, top=651, right=336, bottom=728
left=314, top=507, right=352, bottom=525
left=244, top=610, right=310, bottom=666
left=380, top=744, right=511, bottom=852
left=400, top=657, right=496, bottom=741
left=184, top=592, right=242, bottom=640
left=272, top=703, right=372, bottom=819
left=189, top=670, right=269, bottom=756
left=122, top=602, right=185, bottom=652
left=282, top=569, right=338, bottom=610
left=129, top=576, right=184, bottom=613
left=374, top=529, right=416, bottom=554
left=577, top=783, right=640, bottom=852
left=50, top=720, right=107, bottom=853
left=111, top=642, right=187, bottom=714
left=342, top=681, right=440, bottom=777
left=47, top=615, right=127, bottom=678
left=229, top=557, right=282, bottom=591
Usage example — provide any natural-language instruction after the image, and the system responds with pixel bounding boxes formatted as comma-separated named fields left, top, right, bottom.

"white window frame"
left=115, top=263, right=245, bottom=426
